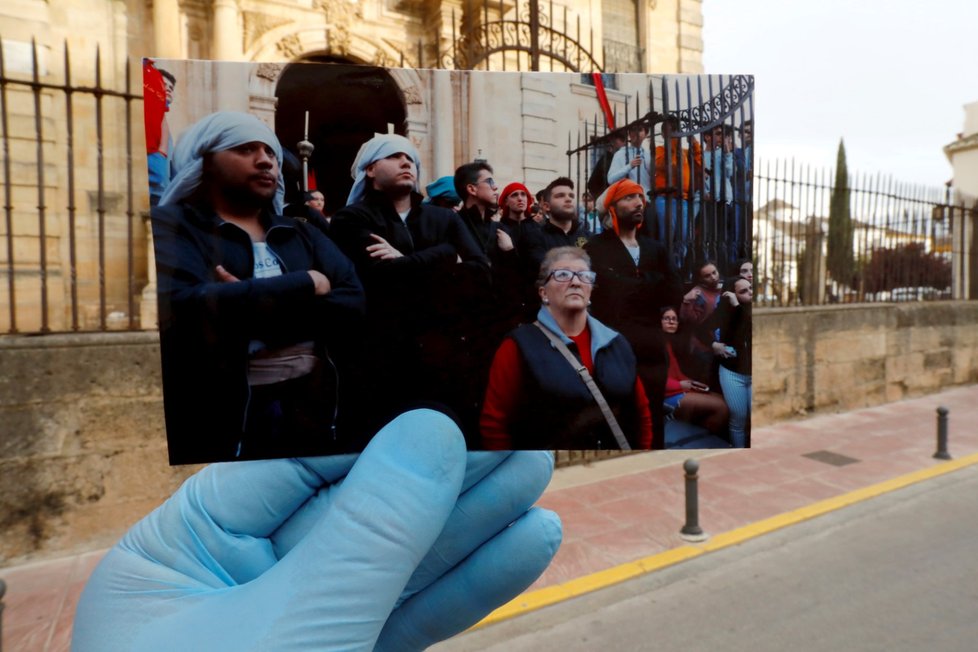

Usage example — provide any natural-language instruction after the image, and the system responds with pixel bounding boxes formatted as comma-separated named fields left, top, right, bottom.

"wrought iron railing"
left=0, top=38, right=145, bottom=334
left=753, top=161, right=976, bottom=305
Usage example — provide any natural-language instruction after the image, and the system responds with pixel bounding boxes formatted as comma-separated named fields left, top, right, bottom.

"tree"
left=861, top=243, right=951, bottom=295
left=826, top=140, right=855, bottom=286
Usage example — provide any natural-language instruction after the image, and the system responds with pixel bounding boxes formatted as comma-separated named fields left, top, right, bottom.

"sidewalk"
left=3, top=385, right=978, bottom=651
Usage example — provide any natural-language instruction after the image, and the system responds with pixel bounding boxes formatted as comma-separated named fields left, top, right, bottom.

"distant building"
left=944, top=100, right=978, bottom=201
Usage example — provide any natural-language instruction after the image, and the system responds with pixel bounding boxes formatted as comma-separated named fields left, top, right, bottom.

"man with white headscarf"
left=329, top=133, right=490, bottom=442
left=151, top=111, right=365, bottom=464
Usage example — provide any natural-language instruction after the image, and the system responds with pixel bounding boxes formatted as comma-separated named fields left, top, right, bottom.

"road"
left=433, top=463, right=978, bottom=651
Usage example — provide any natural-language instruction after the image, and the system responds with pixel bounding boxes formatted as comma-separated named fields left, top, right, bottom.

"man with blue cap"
left=424, top=175, right=462, bottom=210
left=330, top=133, right=490, bottom=442
left=152, top=111, right=365, bottom=463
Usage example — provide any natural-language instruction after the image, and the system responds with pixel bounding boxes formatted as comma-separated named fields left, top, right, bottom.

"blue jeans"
left=719, top=365, right=751, bottom=448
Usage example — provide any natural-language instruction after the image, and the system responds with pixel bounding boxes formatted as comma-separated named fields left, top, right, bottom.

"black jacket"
left=329, top=189, right=492, bottom=436
left=540, top=219, right=590, bottom=252
left=585, top=229, right=682, bottom=448
left=152, top=202, right=365, bottom=464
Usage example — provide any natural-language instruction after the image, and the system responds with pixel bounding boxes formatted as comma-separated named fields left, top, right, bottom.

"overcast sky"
left=702, top=0, right=978, bottom=189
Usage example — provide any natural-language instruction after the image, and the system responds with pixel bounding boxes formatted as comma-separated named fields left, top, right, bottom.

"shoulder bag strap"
left=533, top=321, right=631, bottom=451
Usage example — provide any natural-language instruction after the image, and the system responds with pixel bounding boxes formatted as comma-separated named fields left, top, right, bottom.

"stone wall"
left=0, top=332, right=200, bottom=566
left=2, top=301, right=977, bottom=566
left=753, top=301, right=978, bottom=423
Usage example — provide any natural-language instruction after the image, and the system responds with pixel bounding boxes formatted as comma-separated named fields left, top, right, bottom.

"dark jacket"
left=713, top=301, right=751, bottom=375
left=329, top=188, right=491, bottom=436
left=585, top=229, right=683, bottom=337
left=585, top=229, right=682, bottom=448
left=507, top=310, right=641, bottom=450
left=152, top=202, right=365, bottom=464
left=498, top=215, right=547, bottom=323
left=540, top=219, right=590, bottom=253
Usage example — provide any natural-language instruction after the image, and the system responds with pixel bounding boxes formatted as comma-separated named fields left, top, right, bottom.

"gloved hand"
left=72, top=409, right=561, bottom=651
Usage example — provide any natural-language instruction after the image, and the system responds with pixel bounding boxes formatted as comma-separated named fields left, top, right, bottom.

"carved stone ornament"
left=255, top=62, right=284, bottom=81
left=242, top=11, right=291, bottom=53
left=276, top=33, right=304, bottom=59
left=401, top=84, right=423, bottom=105
left=319, top=0, right=361, bottom=55
left=372, top=48, right=397, bottom=67
left=317, top=0, right=363, bottom=25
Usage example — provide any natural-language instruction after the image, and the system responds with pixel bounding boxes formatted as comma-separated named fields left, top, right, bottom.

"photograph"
left=143, top=60, right=754, bottom=463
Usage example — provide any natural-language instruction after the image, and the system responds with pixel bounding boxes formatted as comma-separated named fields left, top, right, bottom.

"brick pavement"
left=2, top=384, right=976, bottom=651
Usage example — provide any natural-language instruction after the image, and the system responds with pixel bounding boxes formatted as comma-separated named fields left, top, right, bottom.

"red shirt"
left=480, top=326, right=654, bottom=450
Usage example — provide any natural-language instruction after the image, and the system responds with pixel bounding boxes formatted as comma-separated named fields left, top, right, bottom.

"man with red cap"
left=497, top=181, right=547, bottom=324
left=585, top=178, right=682, bottom=448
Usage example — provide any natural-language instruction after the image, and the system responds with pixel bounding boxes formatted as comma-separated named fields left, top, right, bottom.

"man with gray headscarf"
left=152, top=111, right=365, bottom=464
left=330, top=133, right=490, bottom=441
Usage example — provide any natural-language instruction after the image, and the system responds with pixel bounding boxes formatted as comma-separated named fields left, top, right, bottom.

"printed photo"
left=143, top=60, right=754, bottom=463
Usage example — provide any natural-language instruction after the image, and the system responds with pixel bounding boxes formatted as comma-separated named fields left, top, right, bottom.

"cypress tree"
left=827, top=139, right=855, bottom=286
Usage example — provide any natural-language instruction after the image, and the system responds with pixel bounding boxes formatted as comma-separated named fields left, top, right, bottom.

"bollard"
left=680, top=459, right=708, bottom=541
left=0, top=577, right=6, bottom=652
left=934, top=406, right=951, bottom=460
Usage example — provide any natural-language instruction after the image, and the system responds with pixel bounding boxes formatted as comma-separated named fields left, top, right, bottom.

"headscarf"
left=498, top=182, right=531, bottom=214
left=424, top=175, right=461, bottom=204
left=159, top=111, right=286, bottom=213
left=603, top=178, right=646, bottom=234
left=347, top=133, right=422, bottom=205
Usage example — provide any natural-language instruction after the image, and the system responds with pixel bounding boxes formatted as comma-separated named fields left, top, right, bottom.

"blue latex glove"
left=72, top=410, right=561, bottom=651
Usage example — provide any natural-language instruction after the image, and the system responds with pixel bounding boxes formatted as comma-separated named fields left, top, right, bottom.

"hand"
left=73, top=410, right=561, bottom=651
left=214, top=264, right=240, bottom=283
left=680, top=380, right=708, bottom=392
left=723, top=290, right=739, bottom=306
left=683, top=286, right=702, bottom=303
left=307, top=270, right=332, bottom=296
left=496, top=228, right=515, bottom=252
left=713, top=341, right=732, bottom=358
left=366, top=233, right=404, bottom=260
left=630, top=156, right=642, bottom=168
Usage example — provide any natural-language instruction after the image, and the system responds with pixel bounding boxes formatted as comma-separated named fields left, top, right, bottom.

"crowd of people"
left=151, top=109, right=753, bottom=462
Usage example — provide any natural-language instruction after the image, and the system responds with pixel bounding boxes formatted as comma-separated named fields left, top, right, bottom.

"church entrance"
left=274, top=60, right=407, bottom=215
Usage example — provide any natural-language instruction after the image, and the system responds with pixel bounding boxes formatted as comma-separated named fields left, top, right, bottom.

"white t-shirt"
left=246, top=242, right=317, bottom=385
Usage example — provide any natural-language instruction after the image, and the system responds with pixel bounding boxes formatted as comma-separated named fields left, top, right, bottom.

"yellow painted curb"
left=475, top=451, right=978, bottom=629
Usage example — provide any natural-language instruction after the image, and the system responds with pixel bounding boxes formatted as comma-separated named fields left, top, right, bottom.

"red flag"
left=592, top=73, right=616, bottom=131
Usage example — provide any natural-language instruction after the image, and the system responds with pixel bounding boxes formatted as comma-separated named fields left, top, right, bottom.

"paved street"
left=434, top=462, right=978, bottom=651
left=4, top=384, right=978, bottom=651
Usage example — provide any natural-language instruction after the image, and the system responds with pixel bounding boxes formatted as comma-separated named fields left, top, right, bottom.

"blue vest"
left=508, top=323, right=641, bottom=449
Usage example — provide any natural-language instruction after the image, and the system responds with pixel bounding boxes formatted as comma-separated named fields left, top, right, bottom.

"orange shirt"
left=654, top=139, right=702, bottom=198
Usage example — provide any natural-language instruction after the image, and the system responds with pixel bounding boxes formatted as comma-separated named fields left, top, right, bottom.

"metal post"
left=298, top=110, right=314, bottom=194
left=680, top=459, right=707, bottom=541
left=0, top=577, right=6, bottom=652
left=934, top=406, right=951, bottom=460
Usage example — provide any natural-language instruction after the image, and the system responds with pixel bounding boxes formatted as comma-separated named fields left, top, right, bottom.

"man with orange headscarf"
left=585, top=179, right=682, bottom=447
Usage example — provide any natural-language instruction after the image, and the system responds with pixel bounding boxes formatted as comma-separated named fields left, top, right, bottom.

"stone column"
left=152, top=0, right=182, bottom=58
left=431, top=70, right=455, bottom=175
left=467, top=72, right=486, bottom=162
left=212, top=0, right=242, bottom=60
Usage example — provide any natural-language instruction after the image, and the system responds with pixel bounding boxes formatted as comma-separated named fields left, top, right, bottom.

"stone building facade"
left=0, top=0, right=702, bottom=333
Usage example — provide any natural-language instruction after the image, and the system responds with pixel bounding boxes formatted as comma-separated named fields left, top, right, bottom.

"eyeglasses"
left=478, top=177, right=497, bottom=189
left=547, top=269, right=597, bottom=284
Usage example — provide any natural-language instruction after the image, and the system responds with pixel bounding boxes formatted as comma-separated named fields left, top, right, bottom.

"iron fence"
left=0, top=38, right=146, bottom=334
left=2, top=36, right=975, bottom=336
left=753, top=161, right=977, bottom=305
left=565, top=74, right=755, bottom=280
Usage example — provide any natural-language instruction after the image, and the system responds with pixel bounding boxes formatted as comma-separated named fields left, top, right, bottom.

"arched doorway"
left=275, top=59, right=407, bottom=215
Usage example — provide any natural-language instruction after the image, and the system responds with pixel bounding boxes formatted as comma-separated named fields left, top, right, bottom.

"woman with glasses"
left=480, top=246, right=653, bottom=450
left=659, top=306, right=730, bottom=439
